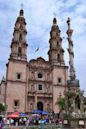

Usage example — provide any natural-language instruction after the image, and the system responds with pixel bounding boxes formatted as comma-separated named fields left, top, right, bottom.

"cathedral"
left=0, top=9, right=84, bottom=115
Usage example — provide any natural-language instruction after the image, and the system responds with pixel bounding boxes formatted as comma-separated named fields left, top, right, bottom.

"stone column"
left=66, top=17, right=75, bottom=80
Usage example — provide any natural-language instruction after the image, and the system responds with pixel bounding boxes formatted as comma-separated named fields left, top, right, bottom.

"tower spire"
left=48, top=17, right=65, bottom=65
left=20, top=3, right=24, bottom=16
left=66, top=17, right=75, bottom=80
left=10, top=9, right=28, bottom=61
left=53, top=17, right=57, bottom=25
left=20, top=9, right=24, bottom=16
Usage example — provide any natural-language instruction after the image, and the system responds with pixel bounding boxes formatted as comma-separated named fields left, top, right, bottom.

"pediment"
left=29, top=57, right=48, bottom=66
left=37, top=57, right=46, bottom=63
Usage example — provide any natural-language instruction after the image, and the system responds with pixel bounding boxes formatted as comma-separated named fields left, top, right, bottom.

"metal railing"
left=3, top=124, right=62, bottom=129
left=3, top=124, right=85, bottom=129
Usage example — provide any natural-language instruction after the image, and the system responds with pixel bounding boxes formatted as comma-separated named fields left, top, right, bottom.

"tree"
left=0, top=103, right=5, bottom=113
left=56, top=97, right=65, bottom=112
left=84, top=98, right=86, bottom=105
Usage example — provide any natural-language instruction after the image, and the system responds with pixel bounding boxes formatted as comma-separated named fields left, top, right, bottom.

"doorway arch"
left=37, top=101, right=43, bottom=111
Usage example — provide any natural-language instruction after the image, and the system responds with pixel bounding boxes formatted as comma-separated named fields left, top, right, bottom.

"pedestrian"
left=7, top=118, right=10, bottom=126
left=0, top=116, right=3, bottom=129
left=10, top=118, right=14, bottom=126
left=26, top=118, right=30, bottom=126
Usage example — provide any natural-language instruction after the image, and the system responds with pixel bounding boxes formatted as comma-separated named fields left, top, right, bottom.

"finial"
left=67, top=17, right=71, bottom=30
left=53, top=17, right=57, bottom=25
left=20, top=3, right=24, bottom=16
left=53, top=12, right=57, bottom=25
left=20, top=9, right=24, bottom=16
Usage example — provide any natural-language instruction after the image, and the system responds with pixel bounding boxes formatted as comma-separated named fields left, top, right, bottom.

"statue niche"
left=75, top=95, right=81, bottom=110
left=31, top=71, right=35, bottom=79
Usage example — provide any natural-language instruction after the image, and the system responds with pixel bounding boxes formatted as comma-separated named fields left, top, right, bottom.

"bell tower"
left=6, top=9, right=28, bottom=113
left=49, top=18, right=68, bottom=113
left=48, top=18, right=65, bottom=65
left=10, top=9, right=28, bottom=61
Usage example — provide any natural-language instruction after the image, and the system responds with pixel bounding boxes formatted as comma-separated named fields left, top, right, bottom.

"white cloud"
left=75, top=4, right=86, bottom=15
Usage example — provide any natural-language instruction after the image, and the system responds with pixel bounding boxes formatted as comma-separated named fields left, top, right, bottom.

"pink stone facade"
left=5, top=57, right=68, bottom=113
left=2, top=54, right=68, bottom=114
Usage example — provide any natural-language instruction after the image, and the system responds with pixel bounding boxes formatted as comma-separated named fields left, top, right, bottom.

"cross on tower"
left=21, top=3, right=24, bottom=9
left=53, top=12, right=57, bottom=17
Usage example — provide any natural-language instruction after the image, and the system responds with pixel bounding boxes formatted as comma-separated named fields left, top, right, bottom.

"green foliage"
left=0, top=103, right=5, bottom=112
left=84, top=98, right=86, bottom=105
left=56, top=97, right=65, bottom=111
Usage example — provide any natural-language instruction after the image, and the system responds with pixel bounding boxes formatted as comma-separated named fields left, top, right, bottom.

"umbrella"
left=31, top=114, right=40, bottom=117
left=8, top=112, right=19, bottom=118
left=42, top=111, right=49, bottom=115
left=31, top=109, right=42, bottom=114
left=19, top=112, right=28, bottom=117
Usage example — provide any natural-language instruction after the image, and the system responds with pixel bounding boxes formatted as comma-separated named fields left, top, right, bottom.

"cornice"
left=28, top=79, right=52, bottom=84
left=6, top=79, right=26, bottom=84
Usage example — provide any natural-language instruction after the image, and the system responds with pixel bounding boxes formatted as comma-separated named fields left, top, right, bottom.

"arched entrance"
left=37, top=102, right=43, bottom=111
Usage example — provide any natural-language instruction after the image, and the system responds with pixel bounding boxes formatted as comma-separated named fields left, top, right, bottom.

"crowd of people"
left=0, top=113, right=63, bottom=128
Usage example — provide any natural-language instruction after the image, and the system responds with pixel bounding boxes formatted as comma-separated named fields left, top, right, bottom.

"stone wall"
left=63, top=118, right=86, bottom=128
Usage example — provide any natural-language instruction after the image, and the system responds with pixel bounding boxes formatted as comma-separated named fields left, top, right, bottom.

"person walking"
left=0, top=116, right=3, bottom=129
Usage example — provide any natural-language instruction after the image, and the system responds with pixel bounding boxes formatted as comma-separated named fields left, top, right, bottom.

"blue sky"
left=0, top=0, right=86, bottom=95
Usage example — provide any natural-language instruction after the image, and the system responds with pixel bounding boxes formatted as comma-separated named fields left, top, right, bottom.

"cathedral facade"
left=0, top=9, right=83, bottom=114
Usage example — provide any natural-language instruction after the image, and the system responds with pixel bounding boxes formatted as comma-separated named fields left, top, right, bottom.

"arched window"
left=57, top=54, right=60, bottom=62
left=19, top=33, right=22, bottom=42
left=18, top=47, right=21, bottom=57
left=58, top=78, right=62, bottom=83
left=38, top=73, right=43, bottom=78
left=38, top=84, right=42, bottom=90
